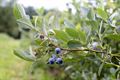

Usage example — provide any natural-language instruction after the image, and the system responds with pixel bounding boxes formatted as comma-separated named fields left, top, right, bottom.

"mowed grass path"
left=0, top=34, right=31, bottom=80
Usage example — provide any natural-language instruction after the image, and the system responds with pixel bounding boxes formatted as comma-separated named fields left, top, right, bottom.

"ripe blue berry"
left=51, top=54, right=57, bottom=60
left=55, top=48, right=61, bottom=54
left=56, top=58, right=63, bottom=64
left=48, top=58, right=55, bottom=64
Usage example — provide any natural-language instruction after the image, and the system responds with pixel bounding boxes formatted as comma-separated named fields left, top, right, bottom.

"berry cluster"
left=48, top=48, right=63, bottom=64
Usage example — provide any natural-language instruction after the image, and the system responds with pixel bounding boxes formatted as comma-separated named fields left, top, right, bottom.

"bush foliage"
left=13, top=0, right=120, bottom=80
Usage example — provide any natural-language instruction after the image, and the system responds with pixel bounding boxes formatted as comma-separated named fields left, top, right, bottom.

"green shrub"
left=13, top=0, right=120, bottom=80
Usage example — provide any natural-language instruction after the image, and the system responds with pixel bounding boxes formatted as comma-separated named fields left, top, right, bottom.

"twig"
left=48, top=41, right=105, bottom=53
left=61, top=48, right=105, bottom=53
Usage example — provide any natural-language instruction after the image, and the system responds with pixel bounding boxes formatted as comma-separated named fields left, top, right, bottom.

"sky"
left=17, top=0, right=72, bottom=11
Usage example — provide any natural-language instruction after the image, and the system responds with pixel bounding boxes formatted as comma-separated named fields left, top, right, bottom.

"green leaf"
left=14, top=49, right=36, bottom=61
left=78, top=30, right=86, bottom=44
left=97, top=8, right=108, bottom=21
left=64, top=19, right=74, bottom=28
left=65, top=28, right=79, bottom=39
left=54, top=30, right=71, bottom=42
left=14, top=4, right=34, bottom=29
left=13, top=4, right=22, bottom=19
left=64, top=58, right=80, bottom=63
left=87, top=9, right=95, bottom=20
left=115, top=68, right=120, bottom=78
left=36, top=7, right=45, bottom=15
left=98, top=62, right=104, bottom=76
left=35, top=39, right=43, bottom=45
left=86, top=20, right=98, bottom=31
left=13, top=4, right=27, bottom=19
left=75, top=23, right=81, bottom=31
left=105, top=34, right=120, bottom=41
left=17, top=18, right=34, bottom=29
left=67, top=40, right=81, bottom=48
left=32, top=16, right=42, bottom=28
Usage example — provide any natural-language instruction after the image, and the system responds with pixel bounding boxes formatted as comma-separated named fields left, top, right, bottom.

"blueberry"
left=55, top=48, right=61, bottom=54
left=92, top=42, right=98, bottom=48
left=56, top=58, right=63, bottom=64
left=39, top=34, right=44, bottom=40
left=92, top=42, right=99, bottom=49
left=91, top=42, right=100, bottom=50
left=51, top=54, right=57, bottom=60
left=48, top=58, right=55, bottom=64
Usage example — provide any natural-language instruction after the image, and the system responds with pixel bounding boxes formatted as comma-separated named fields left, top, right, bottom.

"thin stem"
left=111, top=54, right=120, bottom=57
left=49, top=41, right=105, bottom=53
left=61, top=48, right=105, bottom=53
left=105, top=62, right=120, bottom=68
left=96, top=54, right=120, bottom=68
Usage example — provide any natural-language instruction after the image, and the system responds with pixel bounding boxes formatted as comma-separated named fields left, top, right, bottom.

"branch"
left=48, top=41, right=105, bottom=53
left=61, top=48, right=105, bottom=53
left=105, top=62, right=120, bottom=68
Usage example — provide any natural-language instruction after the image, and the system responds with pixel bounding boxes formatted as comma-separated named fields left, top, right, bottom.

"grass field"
left=0, top=34, right=31, bottom=80
left=0, top=34, right=55, bottom=80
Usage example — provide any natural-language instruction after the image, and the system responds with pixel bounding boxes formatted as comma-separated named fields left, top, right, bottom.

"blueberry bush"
left=13, top=0, right=120, bottom=80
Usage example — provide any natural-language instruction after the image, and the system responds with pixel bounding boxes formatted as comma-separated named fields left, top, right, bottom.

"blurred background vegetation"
left=0, top=0, right=20, bottom=39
